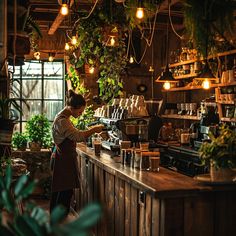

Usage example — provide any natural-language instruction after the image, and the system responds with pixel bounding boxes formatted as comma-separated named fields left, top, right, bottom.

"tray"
left=194, top=173, right=236, bottom=185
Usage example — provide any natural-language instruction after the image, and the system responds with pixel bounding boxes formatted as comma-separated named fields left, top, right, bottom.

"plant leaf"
left=5, top=165, right=12, bottom=191
left=53, top=203, right=102, bottom=235
left=50, top=205, right=67, bottom=226
left=1, top=190, right=14, bottom=212
left=14, top=175, right=28, bottom=197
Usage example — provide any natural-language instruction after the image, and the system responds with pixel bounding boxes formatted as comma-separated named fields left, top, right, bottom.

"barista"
left=50, top=89, right=103, bottom=215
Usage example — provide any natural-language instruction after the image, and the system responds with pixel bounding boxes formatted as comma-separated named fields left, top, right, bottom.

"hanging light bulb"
left=71, top=36, right=77, bottom=45
left=65, top=42, right=70, bottom=50
left=34, top=51, right=40, bottom=60
left=136, top=7, right=144, bottom=19
left=60, top=3, right=69, bottom=16
left=48, top=53, right=55, bottom=62
left=89, top=66, right=95, bottom=74
left=163, top=81, right=171, bottom=90
left=110, top=36, right=115, bottom=46
left=202, top=79, right=211, bottom=89
left=149, top=66, right=154, bottom=72
left=129, top=56, right=134, bottom=64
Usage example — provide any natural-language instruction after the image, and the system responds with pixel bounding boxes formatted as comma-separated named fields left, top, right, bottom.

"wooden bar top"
left=76, top=143, right=236, bottom=198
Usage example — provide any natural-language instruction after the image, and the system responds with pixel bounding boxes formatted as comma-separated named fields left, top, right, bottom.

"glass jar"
left=225, top=105, right=234, bottom=118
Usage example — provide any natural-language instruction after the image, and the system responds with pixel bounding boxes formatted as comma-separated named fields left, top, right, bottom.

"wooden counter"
left=76, top=143, right=236, bottom=236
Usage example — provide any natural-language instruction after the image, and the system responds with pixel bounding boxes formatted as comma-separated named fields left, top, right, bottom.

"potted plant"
left=11, top=132, right=28, bottom=151
left=25, top=114, right=52, bottom=151
left=0, top=98, right=21, bottom=143
left=0, top=166, right=102, bottom=235
left=199, top=125, right=236, bottom=181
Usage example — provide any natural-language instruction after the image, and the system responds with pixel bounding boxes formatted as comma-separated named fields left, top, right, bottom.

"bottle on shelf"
left=232, top=58, right=236, bottom=81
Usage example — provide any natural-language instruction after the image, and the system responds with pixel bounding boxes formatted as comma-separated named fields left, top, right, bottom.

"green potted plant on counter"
left=11, top=132, right=28, bottom=151
left=199, top=125, right=236, bottom=181
left=25, top=114, right=52, bottom=151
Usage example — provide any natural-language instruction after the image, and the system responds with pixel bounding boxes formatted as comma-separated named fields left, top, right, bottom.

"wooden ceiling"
left=29, top=0, right=183, bottom=33
left=27, top=0, right=184, bottom=57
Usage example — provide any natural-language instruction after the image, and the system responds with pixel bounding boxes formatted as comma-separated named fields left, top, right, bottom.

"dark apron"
left=51, top=138, right=80, bottom=192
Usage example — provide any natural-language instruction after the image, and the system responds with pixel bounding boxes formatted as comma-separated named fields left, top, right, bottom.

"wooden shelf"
left=221, top=117, right=236, bottom=122
left=161, top=114, right=200, bottom=121
left=163, top=49, right=236, bottom=69
left=217, top=100, right=235, bottom=105
left=162, top=82, right=236, bottom=92
left=174, top=73, right=199, bottom=80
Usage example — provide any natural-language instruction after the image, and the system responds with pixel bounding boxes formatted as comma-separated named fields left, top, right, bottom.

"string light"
left=34, top=51, right=40, bottom=60
left=71, top=36, right=77, bottom=45
left=48, top=53, right=55, bottom=62
left=65, top=42, right=70, bottom=50
left=89, top=66, right=95, bottom=74
left=136, top=7, right=144, bottom=19
left=60, top=3, right=69, bottom=16
left=110, top=36, right=115, bottom=46
left=129, top=56, right=134, bottom=64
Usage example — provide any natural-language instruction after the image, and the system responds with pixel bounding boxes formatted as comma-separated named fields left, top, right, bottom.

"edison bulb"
left=129, top=56, right=134, bottom=64
left=65, top=43, right=70, bottom=50
left=34, top=51, right=40, bottom=60
left=136, top=7, right=144, bottom=19
left=60, top=4, right=69, bottom=16
left=202, top=79, right=210, bottom=89
left=71, top=36, right=77, bottom=45
left=89, top=66, right=95, bottom=74
left=163, top=81, right=171, bottom=90
left=48, top=55, right=54, bottom=62
left=110, top=36, right=115, bottom=46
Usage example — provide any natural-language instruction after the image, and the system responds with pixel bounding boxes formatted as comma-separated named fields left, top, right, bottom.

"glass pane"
left=43, top=101, right=63, bottom=121
left=22, top=100, right=42, bottom=120
left=44, top=62, right=63, bottom=79
left=12, top=66, right=21, bottom=78
left=22, top=61, right=42, bottom=79
left=22, top=80, right=42, bottom=99
left=13, top=123, right=20, bottom=133
left=44, top=80, right=63, bottom=99
left=11, top=79, right=21, bottom=98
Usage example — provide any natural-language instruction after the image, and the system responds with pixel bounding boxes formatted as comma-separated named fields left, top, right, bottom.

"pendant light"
left=195, top=10, right=217, bottom=89
left=155, top=1, right=177, bottom=90
left=136, top=1, right=144, bottom=19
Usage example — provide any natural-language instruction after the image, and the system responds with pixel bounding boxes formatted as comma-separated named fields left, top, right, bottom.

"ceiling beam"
left=48, top=0, right=74, bottom=35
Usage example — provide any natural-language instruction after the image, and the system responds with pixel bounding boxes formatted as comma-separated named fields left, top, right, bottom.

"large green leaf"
left=5, top=165, right=12, bottom=191
left=16, top=181, right=36, bottom=200
left=14, top=215, right=45, bottom=236
left=50, top=205, right=67, bottom=226
left=1, top=190, right=14, bottom=212
left=53, top=203, right=102, bottom=236
left=30, top=206, right=49, bottom=226
left=14, top=175, right=28, bottom=197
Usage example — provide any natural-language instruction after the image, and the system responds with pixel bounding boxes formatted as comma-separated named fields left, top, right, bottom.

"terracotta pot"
left=29, top=142, right=41, bottom=152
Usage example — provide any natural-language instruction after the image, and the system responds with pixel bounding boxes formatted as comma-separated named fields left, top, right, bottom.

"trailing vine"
left=183, top=0, right=236, bottom=57
left=65, top=66, right=89, bottom=96
left=67, top=1, right=129, bottom=102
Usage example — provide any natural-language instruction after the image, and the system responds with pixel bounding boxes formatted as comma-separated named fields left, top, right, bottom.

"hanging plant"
left=65, top=66, right=89, bottom=96
left=67, top=1, right=128, bottom=102
left=183, top=0, right=236, bottom=57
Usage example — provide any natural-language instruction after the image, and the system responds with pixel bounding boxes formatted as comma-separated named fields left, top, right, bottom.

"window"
left=12, top=60, right=65, bottom=132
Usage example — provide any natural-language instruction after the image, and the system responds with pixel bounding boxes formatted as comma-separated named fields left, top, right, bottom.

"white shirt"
left=52, top=109, right=85, bottom=145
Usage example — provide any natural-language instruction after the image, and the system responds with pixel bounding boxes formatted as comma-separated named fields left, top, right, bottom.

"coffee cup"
left=180, top=133, right=190, bottom=145
left=94, top=140, right=102, bottom=156
left=149, top=157, right=160, bottom=172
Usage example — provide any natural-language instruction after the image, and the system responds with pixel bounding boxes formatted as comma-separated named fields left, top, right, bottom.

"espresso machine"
left=193, top=101, right=219, bottom=149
